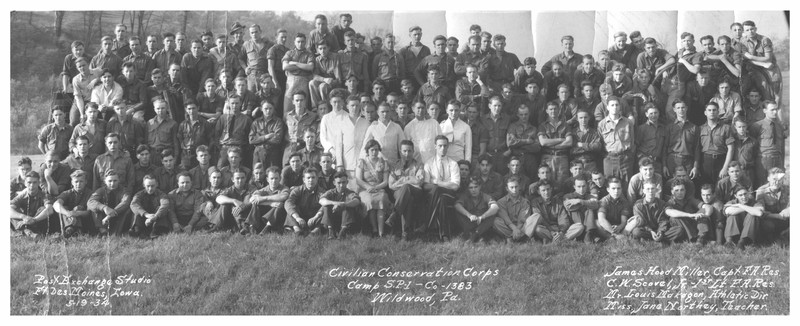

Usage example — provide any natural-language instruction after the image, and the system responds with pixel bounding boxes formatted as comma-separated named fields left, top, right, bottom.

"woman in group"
left=355, top=139, right=391, bottom=237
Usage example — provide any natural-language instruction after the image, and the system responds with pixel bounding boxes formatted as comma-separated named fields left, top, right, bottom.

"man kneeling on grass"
left=454, top=176, right=499, bottom=243
left=52, top=170, right=93, bottom=237
left=319, top=171, right=361, bottom=239
left=130, top=175, right=173, bottom=238
left=628, top=181, right=686, bottom=243
left=244, top=166, right=289, bottom=235
left=10, top=171, right=56, bottom=238
left=284, top=168, right=326, bottom=235
left=88, top=169, right=132, bottom=235
left=168, top=172, right=209, bottom=234
left=213, top=170, right=256, bottom=233
left=494, top=176, right=532, bottom=243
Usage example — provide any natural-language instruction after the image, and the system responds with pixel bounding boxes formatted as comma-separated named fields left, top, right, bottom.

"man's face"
left=435, top=139, right=448, bottom=157
left=191, top=42, right=202, bottom=57
left=478, top=160, right=491, bottom=175
left=700, top=189, right=715, bottom=204
left=427, top=70, right=439, bottom=83
left=718, top=38, right=731, bottom=52
left=582, top=58, right=594, bottom=72
left=558, top=87, right=569, bottom=101
left=747, top=91, right=761, bottom=105
left=614, top=36, right=627, bottom=50
left=162, top=155, right=175, bottom=170
left=728, top=166, right=741, bottom=182
left=608, top=181, right=622, bottom=198
left=397, top=104, right=409, bottom=120
left=164, top=36, right=175, bottom=51
left=320, top=155, right=333, bottom=171
left=674, top=169, right=688, bottom=180
left=607, top=100, right=620, bottom=116
left=45, top=155, right=59, bottom=170
left=101, top=72, right=114, bottom=86
left=570, top=164, right=584, bottom=177
left=315, top=18, right=326, bottom=31
left=104, top=175, right=119, bottom=190
left=317, top=44, right=329, bottom=56
left=480, top=37, right=491, bottom=51
left=562, top=39, right=574, bottom=52
left=410, top=103, right=425, bottom=119
left=105, top=137, right=120, bottom=153
left=671, top=185, right=687, bottom=200
left=232, top=173, right=245, bottom=188
left=262, top=103, right=275, bottom=118
left=574, top=180, right=587, bottom=195
left=289, top=156, right=301, bottom=171
left=293, top=94, right=306, bottom=111
left=267, top=172, right=280, bottom=188
left=459, top=164, right=471, bottom=178
left=226, top=98, right=241, bottom=113
left=235, top=79, right=248, bottom=94
left=196, top=151, right=209, bottom=166
left=400, top=144, right=414, bottom=160
left=364, top=105, right=377, bottom=121
left=114, top=105, right=128, bottom=119
left=24, top=177, right=40, bottom=194
left=177, top=176, right=192, bottom=192
left=681, top=36, right=694, bottom=50
left=466, top=66, right=478, bottom=81
left=524, top=64, right=536, bottom=75
left=209, top=172, right=222, bottom=187
left=734, top=120, right=748, bottom=137
left=598, top=54, right=610, bottom=67
left=506, top=181, right=520, bottom=197
left=123, top=66, right=135, bottom=81
left=86, top=106, right=99, bottom=121
left=136, top=150, right=150, bottom=165
left=232, top=31, right=243, bottom=42
left=552, top=65, right=562, bottom=76
left=493, top=39, right=506, bottom=51
left=643, top=183, right=656, bottom=201
left=467, top=107, right=480, bottom=121
left=334, top=177, right=347, bottom=193
left=646, top=108, right=659, bottom=123
left=446, top=105, right=459, bottom=120
left=347, top=100, right=360, bottom=115
left=644, top=43, right=657, bottom=56
left=704, top=104, right=719, bottom=120
left=538, top=167, right=552, bottom=181
left=346, top=77, right=358, bottom=90
left=276, top=32, right=287, bottom=45
left=517, top=107, right=530, bottom=124
left=632, top=36, right=644, bottom=49
left=764, top=103, right=779, bottom=119
left=612, top=70, right=623, bottom=82
left=253, top=168, right=264, bottom=182
left=673, top=102, right=688, bottom=119
left=743, top=25, right=757, bottom=39
left=77, top=60, right=90, bottom=76
left=371, top=38, right=382, bottom=52
left=304, top=132, right=316, bottom=147
left=433, top=39, right=446, bottom=55
left=101, top=39, right=113, bottom=53
left=508, top=159, right=521, bottom=174
left=468, top=182, right=482, bottom=197
left=143, top=179, right=157, bottom=194
left=344, top=36, right=356, bottom=50
left=732, top=24, right=743, bottom=38
left=168, top=65, right=180, bottom=80
left=373, top=83, right=385, bottom=97
left=577, top=111, right=590, bottom=128
left=469, top=39, right=479, bottom=53
left=154, top=102, right=168, bottom=118
left=539, top=185, right=553, bottom=200
left=204, top=81, right=218, bottom=95
left=701, top=39, right=715, bottom=53
left=734, top=189, right=749, bottom=204
left=186, top=105, right=199, bottom=120
left=447, top=40, right=458, bottom=53
left=410, top=30, right=422, bottom=43
left=176, top=34, right=186, bottom=49
left=427, top=105, right=439, bottom=120
left=592, top=173, right=605, bottom=187
left=151, top=72, right=164, bottom=86
left=489, top=100, right=502, bottom=116
left=129, top=39, right=141, bottom=54
left=303, top=172, right=318, bottom=189
left=546, top=105, right=558, bottom=120
left=526, top=83, right=540, bottom=96
left=228, top=153, right=241, bottom=167
left=52, top=109, right=66, bottom=125
left=18, top=164, right=31, bottom=179
left=294, top=37, right=306, bottom=50
left=330, top=97, right=344, bottom=112
left=641, top=164, right=654, bottom=179
left=146, top=36, right=158, bottom=50
left=385, top=37, right=395, bottom=50
left=202, top=35, right=213, bottom=47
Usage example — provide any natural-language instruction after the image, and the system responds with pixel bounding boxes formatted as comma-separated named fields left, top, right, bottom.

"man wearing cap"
left=240, top=24, right=274, bottom=94
left=542, top=35, right=583, bottom=77
left=398, top=26, right=431, bottom=90
left=228, top=22, right=246, bottom=62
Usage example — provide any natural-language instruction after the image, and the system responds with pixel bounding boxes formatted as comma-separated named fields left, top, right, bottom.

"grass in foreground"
left=10, top=231, right=789, bottom=315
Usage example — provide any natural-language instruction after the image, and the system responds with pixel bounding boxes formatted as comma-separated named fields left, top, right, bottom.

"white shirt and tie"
left=424, top=155, right=460, bottom=191
left=440, top=118, right=472, bottom=162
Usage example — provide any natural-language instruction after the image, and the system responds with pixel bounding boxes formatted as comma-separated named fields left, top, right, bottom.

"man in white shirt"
left=318, top=90, right=349, bottom=154
left=91, top=68, right=124, bottom=121
left=364, top=102, right=406, bottom=166
left=421, top=135, right=461, bottom=240
left=440, top=100, right=472, bottom=162
left=335, top=96, right=372, bottom=191
left=404, top=101, right=442, bottom=164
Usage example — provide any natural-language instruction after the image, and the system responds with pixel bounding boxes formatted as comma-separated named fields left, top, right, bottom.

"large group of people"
left=11, top=13, right=789, bottom=249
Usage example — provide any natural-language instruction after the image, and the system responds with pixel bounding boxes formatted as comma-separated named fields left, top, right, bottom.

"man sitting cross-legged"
left=453, top=176, right=500, bottom=243
left=243, top=166, right=290, bottom=235
left=319, top=172, right=361, bottom=239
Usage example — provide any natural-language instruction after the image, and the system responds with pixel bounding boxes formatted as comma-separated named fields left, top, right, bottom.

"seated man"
left=10, top=171, right=55, bottom=238
left=129, top=175, right=173, bottom=238
left=249, top=162, right=267, bottom=189
left=188, top=145, right=212, bottom=191
left=664, top=166, right=695, bottom=200
left=713, top=161, right=752, bottom=212
left=723, top=185, right=764, bottom=249
left=473, top=154, right=504, bottom=200
left=201, top=167, right=226, bottom=226
left=387, top=140, right=425, bottom=239
left=595, top=177, right=633, bottom=241
left=699, top=184, right=726, bottom=244
left=755, top=168, right=789, bottom=245
left=628, top=181, right=685, bottom=243
left=220, top=147, right=252, bottom=187
left=11, top=157, right=33, bottom=200
left=319, top=172, right=361, bottom=239
left=282, top=152, right=305, bottom=188
left=453, top=176, right=500, bottom=243
left=168, top=172, right=209, bottom=234
left=559, top=159, right=591, bottom=197
left=421, top=135, right=461, bottom=240
left=503, top=156, right=531, bottom=198
left=494, top=176, right=532, bottom=243
left=52, top=170, right=93, bottom=237
left=525, top=180, right=569, bottom=243
left=590, top=169, right=608, bottom=200
left=627, top=157, right=664, bottom=202
left=153, top=149, right=179, bottom=193
left=244, top=166, right=289, bottom=235
left=664, top=178, right=716, bottom=244
left=284, top=168, right=326, bottom=235
left=40, top=151, right=72, bottom=197
left=88, top=169, right=132, bottom=235
left=562, top=176, right=600, bottom=243
left=212, top=170, right=255, bottom=233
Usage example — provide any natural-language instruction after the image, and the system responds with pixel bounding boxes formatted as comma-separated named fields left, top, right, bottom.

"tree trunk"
left=129, top=11, right=136, bottom=35
left=54, top=11, right=65, bottom=45
left=97, top=11, right=103, bottom=39
left=138, top=11, right=147, bottom=38
left=120, top=11, right=126, bottom=24
left=182, top=11, right=189, bottom=34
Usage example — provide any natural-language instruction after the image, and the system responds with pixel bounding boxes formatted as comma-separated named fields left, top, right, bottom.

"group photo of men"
left=12, top=11, right=789, bottom=251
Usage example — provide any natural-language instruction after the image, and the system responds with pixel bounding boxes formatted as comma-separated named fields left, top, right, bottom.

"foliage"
left=10, top=75, right=57, bottom=155
left=10, top=233, right=790, bottom=315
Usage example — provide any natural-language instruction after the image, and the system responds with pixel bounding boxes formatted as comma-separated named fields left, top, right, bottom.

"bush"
left=10, top=75, right=56, bottom=155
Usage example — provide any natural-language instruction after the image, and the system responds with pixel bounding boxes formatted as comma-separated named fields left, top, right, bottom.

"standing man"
left=124, top=36, right=156, bottom=83
left=607, top=31, right=638, bottom=70
left=455, top=35, right=490, bottom=82
left=309, top=41, right=342, bottom=108
left=331, top=13, right=354, bottom=48
left=182, top=39, right=215, bottom=95
left=694, top=102, right=735, bottom=186
left=538, top=101, right=573, bottom=183
left=635, top=104, right=666, bottom=173
left=415, top=35, right=458, bottom=95
left=92, top=133, right=135, bottom=193
left=404, top=101, right=442, bottom=164
left=38, top=108, right=73, bottom=160
left=741, top=20, right=782, bottom=107
left=663, top=100, right=698, bottom=179
left=249, top=101, right=285, bottom=169
left=749, top=101, right=785, bottom=186
left=598, top=96, right=635, bottom=187
left=398, top=26, right=431, bottom=90
left=283, top=91, right=320, bottom=166
left=152, top=33, right=181, bottom=75
left=91, top=36, right=123, bottom=78
left=308, top=15, right=340, bottom=53
left=177, top=101, right=211, bottom=170
left=441, top=100, right=473, bottom=162
left=364, top=102, right=406, bottom=166
left=372, top=33, right=405, bottom=94
left=214, top=96, right=252, bottom=169
left=281, top=33, right=315, bottom=115
left=240, top=24, right=274, bottom=93
left=481, top=96, right=511, bottom=175
left=146, top=98, right=179, bottom=166
left=338, top=31, right=369, bottom=93
left=487, top=34, right=521, bottom=93
left=267, top=29, right=290, bottom=97
left=506, top=105, right=540, bottom=179
left=542, top=35, right=583, bottom=76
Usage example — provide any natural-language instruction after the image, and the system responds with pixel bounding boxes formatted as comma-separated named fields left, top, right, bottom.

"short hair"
left=479, top=31, right=492, bottom=39
left=669, top=178, right=687, bottom=190
left=523, top=57, right=537, bottom=66
left=18, top=157, right=32, bottom=167
left=266, top=166, right=281, bottom=176
left=718, top=35, right=732, bottom=44
left=457, top=159, right=471, bottom=169
left=276, top=28, right=288, bottom=35
left=191, top=39, right=203, bottom=46
left=644, top=37, right=657, bottom=45
left=434, top=135, right=449, bottom=144
left=142, top=174, right=157, bottom=183
left=469, top=24, right=482, bottom=32
left=447, top=36, right=459, bottom=43
left=613, top=31, right=627, bottom=39
left=468, top=35, right=481, bottom=44
left=339, top=13, right=352, bottom=20
left=706, top=101, right=720, bottom=110
left=476, top=154, right=492, bottom=165
left=728, top=161, right=742, bottom=170
left=583, top=54, right=595, bottom=62
left=226, top=146, right=242, bottom=156
left=700, top=35, right=714, bottom=44
left=561, top=35, right=574, bottom=42
left=135, top=145, right=150, bottom=154
left=768, top=167, right=785, bottom=176
left=400, top=79, right=414, bottom=87
left=252, top=162, right=265, bottom=171
left=524, top=77, right=541, bottom=88
left=25, top=171, right=41, bottom=180
left=314, top=14, right=327, bottom=22
left=195, top=145, right=209, bottom=154
left=468, top=175, right=484, bottom=187
left=433, top=35, right=447, bottom=44
left=295, top=33, right=306, bottom=40
left=201, top=30, right=213, bottom=38
left=630, top=31, right=642, bottom=39
left=537, top=180, right=553, bottom=190
left=104, top=132, right=120, bottom=142
left=363, top=139, right=382, bottom=153
left=597, top=50, right=610, bottom=57
left=163, top=32, right=175, bottom=40
left=208, top=166, right=221, bottom=176
left=730, top=22, right=743, bottom=29
left=638, top=157, right=654, bottom=168
left=101, top=35, right=113, bottom=42
left=104, top=169, right=118, bottom=179
left=580, top=80, right=594, bottom=89
left=129, top=36, right=141, bottom=43
left=292, top=90, right=308, bottom=99
left=333, top=171, right=348, bottom=180
left=288, top=152, right=303, bottom=161
left=700, top=184, right=715, bottom=192
left=607, top=177, right=622, bottom=187
left=71, top=40, right=84, bottom=48
left=573, top=175, right=588, bottom=184
left=731, top=185, right=748, bottom=197
left=399, top=139, right=414, bottom=149
left=304, top=168, right=319, bottom=177
left=343, top=31, right=356, bottom=38
left=680, top=32, right=694, bottom=40
left=506, top=176, right=520, bottom=185
left=177, top=171, right=192, bottom=181
left=492, top=34, right=506, bottom=42
left=763, top=100, right=778, bottom=108
left=606, top=96, right=621, bottom=106
left=672, top=99, right=687, bottom=108
left=742, top=20, right=756, bottom=28
left=161, top=148, right=175, bottom=159
left=570, top=160, right=584, bottom=168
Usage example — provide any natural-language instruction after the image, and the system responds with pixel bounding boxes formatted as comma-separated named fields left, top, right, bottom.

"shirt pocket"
left=699, top=128, right=711, bottom=149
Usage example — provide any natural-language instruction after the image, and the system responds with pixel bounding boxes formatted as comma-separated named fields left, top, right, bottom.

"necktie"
left=226, top=114, right=236, bottom=140
left=439, top=159, right=446, bottom=181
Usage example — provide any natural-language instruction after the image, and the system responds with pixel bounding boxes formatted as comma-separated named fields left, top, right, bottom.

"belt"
left=669, top=153, right=693, bottom=158
left=704, top=153, right=725, bottom=160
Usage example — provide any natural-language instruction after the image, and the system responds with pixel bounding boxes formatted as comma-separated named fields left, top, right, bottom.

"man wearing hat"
left=229, top=22, right=246, bottom=74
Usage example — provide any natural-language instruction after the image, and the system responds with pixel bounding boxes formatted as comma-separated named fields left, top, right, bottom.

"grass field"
left=10, top=232, right=789, bottom=315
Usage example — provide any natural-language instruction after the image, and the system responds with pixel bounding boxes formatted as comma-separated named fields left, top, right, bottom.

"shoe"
left=737, top=238, right=752, bottom=250
left=401, top=232, right=409, bottom=241
left=310, top=227, right=323, bottom=236
left=469, top=232, right=480, bottom=243
left=385, top=212, right=396, bottom=228
left=128, top=226, right=141, bottom=238
left=338, top=227, right=349, bottom=240
left=327, top=228, right=337, bottom=240
left=505, top=238, right=513, bottom=245
left=63, top=226, right=78, bottom=238
left=698, top=237, right=708, bottom=246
